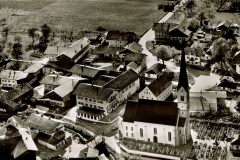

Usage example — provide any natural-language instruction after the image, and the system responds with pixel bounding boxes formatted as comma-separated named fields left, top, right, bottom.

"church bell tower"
left=177, top=46, right=191, bottom=142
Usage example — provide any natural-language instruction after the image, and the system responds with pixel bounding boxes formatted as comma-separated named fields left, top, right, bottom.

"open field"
left=7, top=1, right=166, bottom=35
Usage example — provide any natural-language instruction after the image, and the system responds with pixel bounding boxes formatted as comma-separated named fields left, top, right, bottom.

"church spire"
left=177, top=46, right=189, bottom=92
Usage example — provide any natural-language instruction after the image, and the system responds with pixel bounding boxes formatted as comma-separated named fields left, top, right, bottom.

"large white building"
left=120, top=47, right=191, bottom=159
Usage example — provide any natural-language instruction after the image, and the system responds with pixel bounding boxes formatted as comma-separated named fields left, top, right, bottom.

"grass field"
left=7, top=1, right=166, bottom=35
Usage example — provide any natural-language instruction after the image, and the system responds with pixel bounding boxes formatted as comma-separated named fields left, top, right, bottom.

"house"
left=93, top=75, right=115, bottom=86
left=124, top=52, right=147, bottom=73
left=217, top=79, right=240, bottom=93
left=40, top=74, right=89, bottom=92
left=103, top=69, right=141, bottom=103
left=234, top=51, right=240, bottom=74
left=220, top=68, right=240, bottom=83
left=41, top=79, right=80, bottom=107
left=0, top=136, right=37, bottom=160
left=73, top=83, right=118, bottom=121
left=123, top=42, right=143, bottom=53
left=56, top=38, right=91, bottom=68
left=70, top=64, right=106, bottom=79
left=145, top=63, right=166, bottom=79
left=231, top=135, right=240, bottom=152
left=0, top=84, right=33, bottom=114
left=44, top=46, right=69, bottom=61
left=24, top=114, right=71, bottom=151
left=184, top=47, right=209, bottom=67
left=217, top=20, right=232, bottom=31
left=0, top=70, right=29, bottom=88
left=74, top=69, right=141, bottom=121
left=119, top=46, right=191, bottom=159
left=139, top=72, right=172, bottom=101
left=152, top=23, right=178, bottom=42
left=168, top=26, right=192, bottom=41
left=24, top=63, right=44, bottom=86
left=105, top=30, right=137, bottom=47
left=69, top=147, right=99, bottom=160
left=89, top=43, right=124, bottom=59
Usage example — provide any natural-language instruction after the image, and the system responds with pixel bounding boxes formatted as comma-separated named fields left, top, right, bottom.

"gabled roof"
left=103, top=69, right=141, bottom=90
left=127, top=61, right=138, bottom=70
left=24, top=114, right=60, bottom=134
left=185, top=47, right=203, bottom=57
left=70, top=64, right=105, bottom=78
left=231, top=136, right=240, bottom=145
left=44, top=46, right=69, bottom=55
left=36, top=130, right=66, bottom=145
left=217, top=20, right=231, bottom=29
left=188, top=19, right=199, bottom=28
left=124, top=52, right=146, bottom=63
left=152, top=23, right=178, bottom=31
left=0, top=136, right=22, bottom=160
left=147, top=72, right=172, bottom=97
left=57, top=38, right=90, bottom=59
left=73, top=83, right=114, bottom=101
left=0, top=70, right=28, bottom=80
left=168, top=26, right=191, bottom=37
left=93, top=75, right=115, bottom=86
left=123, top=99, right=179, bottom=126
left=146, top=63, right=166, bottom=75
left=79, top=147, right=99, bottom=158
left=220, top=68, right=240, bottom=82
left=124, top=42, right=143, bottom=53
left=0, top=83, right=33, bottom=108
left=45, top=79, right=79, bottom=98
left=177, top=47, right=189, bottom=92
left=12, top=129, right=38, bottom=159
left=24, top=63, right=44, bottom=73
left=218, top=79, right=240, bottom=89
left=77, top=106, right=105, bottom=117
left=106, top=30, right=136, bottom=41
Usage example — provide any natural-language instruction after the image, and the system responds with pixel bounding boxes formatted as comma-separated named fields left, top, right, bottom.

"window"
left=89, top=99, right=92, bottom=102
left=131, top=127, right=133, bottom=131
left=140, top=128, right=143, bottom=138
left=90, top=104, right=93, bottom=107
left=86, top=104, right=88, bottom=106
left=93, top=100, right=96, bottom=102
left=180, top=95, right=184, bottom=101
left=126, top=126, right=128, bottom=130
left=131, top=133, right=134, bottom=137
left=126, top=132, right=128, bottom=137
left=179, top=130, right=181, bottom=134
left=168, top=132, right=171, bottom=141
left=85, top=98, right=87, bottom=100
left=154, top=128, right=157, bottom=135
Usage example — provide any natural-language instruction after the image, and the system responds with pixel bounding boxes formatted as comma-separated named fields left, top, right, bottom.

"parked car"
left=198, top=30, right=205, bottom=35
left=197, top=34, right=205, bottom=38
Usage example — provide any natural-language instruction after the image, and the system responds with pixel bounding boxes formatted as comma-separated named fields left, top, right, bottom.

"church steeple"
left=177, top=46, right=189, bottom=92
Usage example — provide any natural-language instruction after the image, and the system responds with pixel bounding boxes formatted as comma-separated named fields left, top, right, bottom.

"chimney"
left=81, top=66, right=84, bottom=73
left=57, top=46, right=58, bottom=53
left=81, top=44, right=83, bottom=49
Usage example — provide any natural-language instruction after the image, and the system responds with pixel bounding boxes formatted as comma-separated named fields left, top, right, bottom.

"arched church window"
left=168, top=132, right=171, bottom=141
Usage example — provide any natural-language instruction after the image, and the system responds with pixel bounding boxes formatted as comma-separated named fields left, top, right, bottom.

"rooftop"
left=0, top=70, right=28, bottom=80
left=124, top=52, right=146, bottom=63
left=73, top=83, right=114, bottom=101
left=124, top=42, right=143, bottom=53
left=152, top=23, right=178, bottom=31
left=24, top=114, right=60, bottom=134
left=77, top=106, right=105, bottom=117
left=103, top=69, right=141, bottom=90
left=79, top=147, right=99, bottom=158
left=146, top=63, right=166, bottom=75
left=147, top=72, right=172, bottom=97
left=70, top=64, right=105, bottom=78
left=24, top=63, right=44, bottom=73
left=106, top=30, right=136, bottom=41
left=123, top=99, right=179, bottom=126
left=44, top=46, right=69, bottom=55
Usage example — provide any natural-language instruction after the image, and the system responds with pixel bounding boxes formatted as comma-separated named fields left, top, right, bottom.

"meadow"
left=7, top=0, right=166, bottom=35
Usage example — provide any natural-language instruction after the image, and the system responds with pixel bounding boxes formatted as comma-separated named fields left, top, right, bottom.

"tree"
left=11, top=42, right=23, bottom=60
left=28, top=28, right=37, bottom=46
left=155, top=45, right=171, bottom=65
left=2, top=27, right=9, bottom=41
left=186, top=0, right=196, bottom=13
left=39, top=24, right=51, bottom=52
left=197, top=12, right=207, bottom=26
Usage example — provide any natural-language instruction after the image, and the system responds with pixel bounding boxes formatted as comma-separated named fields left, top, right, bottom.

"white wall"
left=107, top=40, right=128, bottom=47
left=1, top=79, right=18, bottom=88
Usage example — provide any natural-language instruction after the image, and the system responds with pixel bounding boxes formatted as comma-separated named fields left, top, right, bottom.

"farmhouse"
left=217, top=20, right=232, bottom=31
left=145, top=63, right=166, bottom=79
left=24, top=63, right=44, bottom=86
left=123, top=42, right=143, bottom=53
left=25, top=114, right=71, bottom=151
left=41, top=79, right=80, bottom=107
left=152, top=23, right=178, bottom=42
left=139, top=72, right=172, bottom=101
left=168, top=26, right=192, bottom=41
left=106, top=30, right=137, bottom=47
left=44, top=46, right=69, bottom=61
left=234, top=51, right=240, bottom=74
left=184, top=47, right=210, bottom=67
left=0, top=70, right=29, bottom=88
left=0, top=83, right=33, bottom=114
left=70, top=64, right=106, bottom=79
left=124, top=52, right=147, bottom=73
left=56, top=38, right=91, bottom=68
